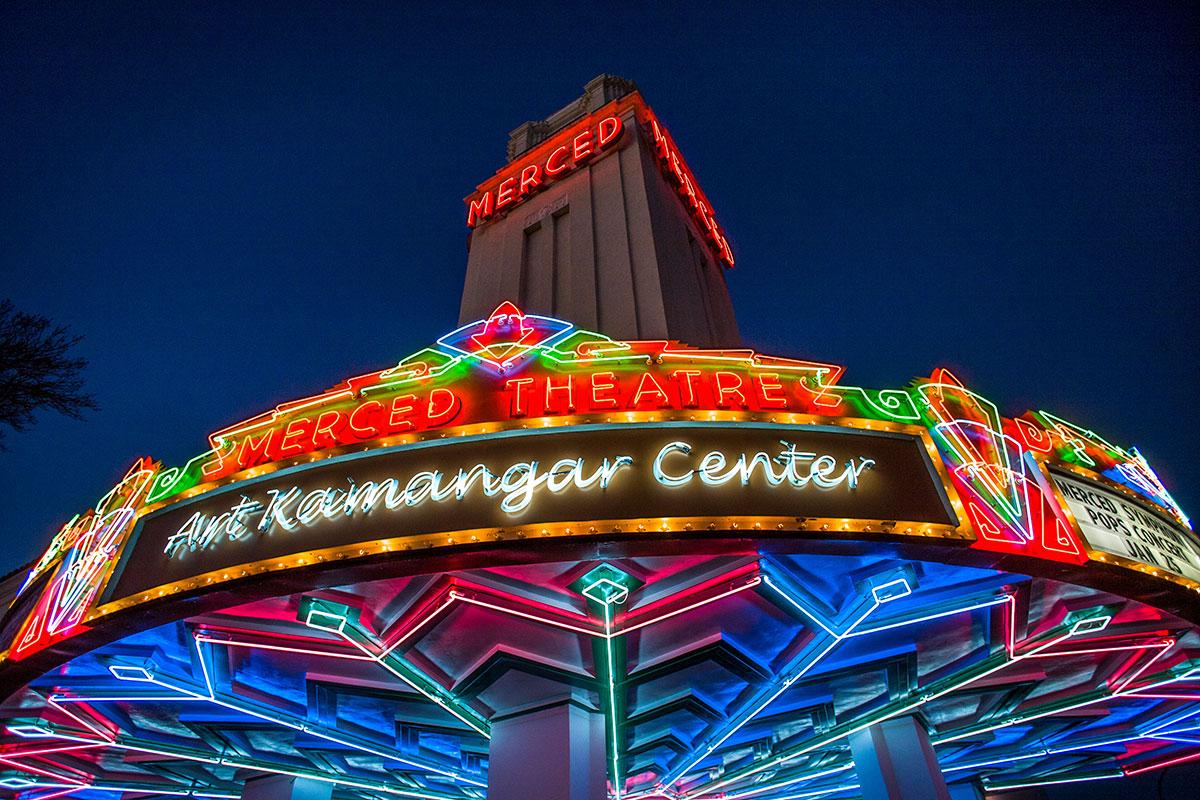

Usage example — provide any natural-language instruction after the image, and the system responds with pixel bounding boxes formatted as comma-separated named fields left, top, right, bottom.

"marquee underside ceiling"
left=3, top=546, right=1199, bottom=799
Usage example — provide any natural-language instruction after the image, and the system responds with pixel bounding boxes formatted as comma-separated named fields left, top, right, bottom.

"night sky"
left=2, top=7, right=1197, bottom=577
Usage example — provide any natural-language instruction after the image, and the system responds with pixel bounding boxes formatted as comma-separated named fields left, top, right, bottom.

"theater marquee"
left=105, top=422, right=957, bottom=603
left=10, top=300, right=1194, bottom=663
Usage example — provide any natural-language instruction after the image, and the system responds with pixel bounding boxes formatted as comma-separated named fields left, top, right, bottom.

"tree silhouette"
left=0, top=299, right=96, bottom=448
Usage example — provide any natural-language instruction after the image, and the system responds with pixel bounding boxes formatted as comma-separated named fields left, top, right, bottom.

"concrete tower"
left=459, top=75, right=740, bottom=348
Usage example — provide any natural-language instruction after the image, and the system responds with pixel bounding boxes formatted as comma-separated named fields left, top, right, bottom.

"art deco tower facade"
left=460, top=75, right=740, bottom=348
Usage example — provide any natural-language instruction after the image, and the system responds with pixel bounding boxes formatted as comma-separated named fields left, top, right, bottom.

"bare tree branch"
left=0, top=299, right=97, bottom=448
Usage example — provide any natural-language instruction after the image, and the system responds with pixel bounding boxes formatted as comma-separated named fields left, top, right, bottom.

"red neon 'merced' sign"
left=464, top=93, right=734, bottom=268
left=466, top=115, right=624, bottom=227
left=647, top=116, right=734, bottom=267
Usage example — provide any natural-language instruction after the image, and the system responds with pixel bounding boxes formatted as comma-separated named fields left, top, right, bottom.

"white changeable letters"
left=1053, top=472, right=1200, bottom=583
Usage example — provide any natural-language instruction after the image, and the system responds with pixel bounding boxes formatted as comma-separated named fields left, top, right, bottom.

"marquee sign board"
left=104, top=423, right=956, bottom=603
left=1053, top=471, right=1200, bottom=584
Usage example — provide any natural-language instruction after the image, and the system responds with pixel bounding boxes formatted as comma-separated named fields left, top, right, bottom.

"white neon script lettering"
left=652, top=440, right=874, bottom=490
left=163, top=442, right=874, bottom=559
left=163, top=455, right=634, bottom=558
left=165, top=496, right=262, bottom=557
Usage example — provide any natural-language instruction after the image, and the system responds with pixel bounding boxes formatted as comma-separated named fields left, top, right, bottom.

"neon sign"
left=503, top=369, right=820, bottom=416
left=645, top=113, right=735, bottom=267
left=166, top=438, right=874, bottom=560
left=462, top=92, right=734, bottom=268
left=466, top=114, right=625, bottom=227
left=221, top=386, right=462, bottom=471
left=109, top=423, right=948, bottom=602
left=157, top=303, right=848, bottom=490
left=165, top=451, right=636, bottom=557
left=652, top=440, right=874, bottom=490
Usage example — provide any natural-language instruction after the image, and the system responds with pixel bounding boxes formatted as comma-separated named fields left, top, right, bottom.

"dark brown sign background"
left=105, top=423, right=956, bottom=602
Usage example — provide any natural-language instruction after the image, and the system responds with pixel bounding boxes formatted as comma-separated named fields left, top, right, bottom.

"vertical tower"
left=459, top=75, right=740, bottom=347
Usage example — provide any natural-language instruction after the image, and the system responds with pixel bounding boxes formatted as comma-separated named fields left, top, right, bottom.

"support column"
left=241, top=775, right=332, bottom=800
left=488, top=699, right=607, bottom=800
left=849, top=716, right=951, bottom=800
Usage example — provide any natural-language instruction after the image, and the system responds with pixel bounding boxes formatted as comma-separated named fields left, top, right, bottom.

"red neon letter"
left=589, top=371, right=620, bottom=409
left=278, top=417, right=313, bottom=457
left=506, top=377, right=535, bottom=417
left=545, top=145, right=570, bottom=176
left=720, top=235, right=734, bottom=267
left=467, top=192, right=493, bottom=226
left=715, top=372, right=749, bottom=408
left=598, top=116, right=622, bottom=147
left=518, top=163, right=543, bottom=196
left=696, top=201, right=716, bottom=234
left=348, top=400, right=382, bottom=439
left=495, top=177, right=517, bottom=209
left=650, top=119, right=669, bottom=160
left=572, top=130, right=594, bottom=162
left=669, top=151, right=686, bottom=185
left=682, top=173, right=700, bottom=209
left=312, top=410, right=345, bottom=449
left=426, top=388, right=462, bottom=427
left=237, top=429, right=275, bottom=469
left=672, top=370, right=704, bottom=407
left=632, top=372, right=672, bottom=408
left=388, top=395, right=418, bottom=432
left=755, top=373, right=789, bottom=409
left=705, top=216, right=726, bottom=248
left=545, top=375, right=575, bottom=413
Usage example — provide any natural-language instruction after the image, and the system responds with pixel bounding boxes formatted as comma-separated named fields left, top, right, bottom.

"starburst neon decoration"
left=12, top=459, right=157, bottom=659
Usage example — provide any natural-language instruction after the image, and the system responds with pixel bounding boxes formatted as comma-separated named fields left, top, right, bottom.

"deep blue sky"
left=2, top=3, right=1197, bottom=579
